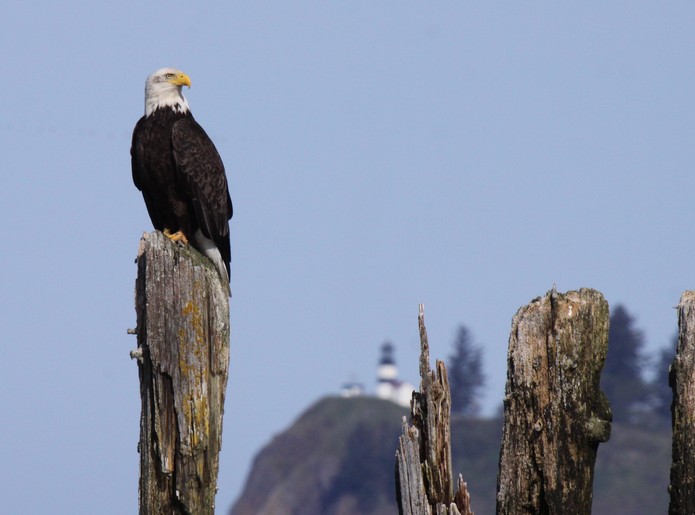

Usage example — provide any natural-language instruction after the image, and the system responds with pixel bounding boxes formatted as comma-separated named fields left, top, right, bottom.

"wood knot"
left=585, top=415, right=611, bottom=443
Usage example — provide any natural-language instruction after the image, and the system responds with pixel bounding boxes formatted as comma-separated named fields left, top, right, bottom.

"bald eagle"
left=131, top=68, right=232, bottom=292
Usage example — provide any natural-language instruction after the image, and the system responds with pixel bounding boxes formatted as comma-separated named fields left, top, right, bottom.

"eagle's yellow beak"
left=169, top=72, right=191, bottom=88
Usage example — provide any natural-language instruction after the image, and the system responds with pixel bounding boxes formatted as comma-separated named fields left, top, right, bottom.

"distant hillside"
left=230, top=396, right=671, bottom=515
left=230, top=397, right=405, bottom=515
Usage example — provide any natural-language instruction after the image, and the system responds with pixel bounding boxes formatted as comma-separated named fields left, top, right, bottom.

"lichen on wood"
left=133, top=231, right=230, bottom=515
left=496, top=287, right=611, bottom=515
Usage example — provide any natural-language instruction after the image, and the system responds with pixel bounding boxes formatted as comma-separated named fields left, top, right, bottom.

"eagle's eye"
left=165, top=73, right=175, bottom=80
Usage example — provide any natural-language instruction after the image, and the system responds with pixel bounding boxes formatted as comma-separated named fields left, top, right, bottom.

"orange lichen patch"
left=176, top=299, right=211, bottom=454
left=182, top=300, right=206, bottom=346
left=180, top=392, right=210, bottom=450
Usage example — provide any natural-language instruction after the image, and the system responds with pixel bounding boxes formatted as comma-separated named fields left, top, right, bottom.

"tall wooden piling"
left=132, top=231, right=230, bottom=514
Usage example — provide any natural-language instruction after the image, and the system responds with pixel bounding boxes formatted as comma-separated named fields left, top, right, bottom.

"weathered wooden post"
left=396, top=304, right=475, bottom=515
left=131, top=231, right=230, bottom=515
left=496, top=288, right=611, bottom=514
left=669, top=291, right=695, bottom=515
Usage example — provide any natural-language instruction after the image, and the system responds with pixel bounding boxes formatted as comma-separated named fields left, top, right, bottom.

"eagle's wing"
left=171, top=117, right=233, bottom=246
left=131, top=116, right=164, bottom=230
left=131, top=117, right=146, bottom=192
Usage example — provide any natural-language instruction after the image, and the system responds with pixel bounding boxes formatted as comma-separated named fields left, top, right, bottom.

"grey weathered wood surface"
left=496, top=287, right=611, bottom=515
left=396, top=305, right=475, bottom=515
left=669, top=291, right=695, bottom=515
left=133, top=231, right=230, bottom=515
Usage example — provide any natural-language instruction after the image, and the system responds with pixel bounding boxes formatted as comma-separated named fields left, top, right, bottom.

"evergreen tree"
left=649, top=334, right=676, bottom=424
left=601, top=304, right=649, bottom=424
left=448, top=325, right=485, bottom=416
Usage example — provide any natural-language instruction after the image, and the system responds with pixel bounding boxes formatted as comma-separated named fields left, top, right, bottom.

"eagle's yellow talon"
left=163, top=229, right=189, bottom=245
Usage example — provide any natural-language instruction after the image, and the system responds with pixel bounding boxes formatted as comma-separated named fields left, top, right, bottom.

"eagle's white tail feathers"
left=194, top=229, right=230, bottom=287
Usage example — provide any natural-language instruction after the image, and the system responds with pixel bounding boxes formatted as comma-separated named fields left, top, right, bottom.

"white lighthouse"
left=375, top=342, right=414, bottom=407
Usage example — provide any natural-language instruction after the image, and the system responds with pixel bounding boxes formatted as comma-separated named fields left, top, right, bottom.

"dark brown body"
left=131, top=107, right=232, bottom=280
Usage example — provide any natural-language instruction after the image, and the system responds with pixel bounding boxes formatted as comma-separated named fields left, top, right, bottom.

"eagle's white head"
left=144, top=67, right=191, bottom=117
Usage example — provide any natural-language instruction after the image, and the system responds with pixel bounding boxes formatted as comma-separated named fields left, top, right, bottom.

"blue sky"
left=2, top=3, right=694, bottom=513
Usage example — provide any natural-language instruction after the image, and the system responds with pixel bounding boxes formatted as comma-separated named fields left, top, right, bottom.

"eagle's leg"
left=163, top=228, right=189, bottom=245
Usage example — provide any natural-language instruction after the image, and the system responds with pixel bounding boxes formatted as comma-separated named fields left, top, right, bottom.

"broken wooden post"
left=396, top=304, right=475, bottom=515
left=131, top=231, right=230, bottom=515
left=496, top=287, right=611, bottom=515
left=669, top=291, right=695, bottom=515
